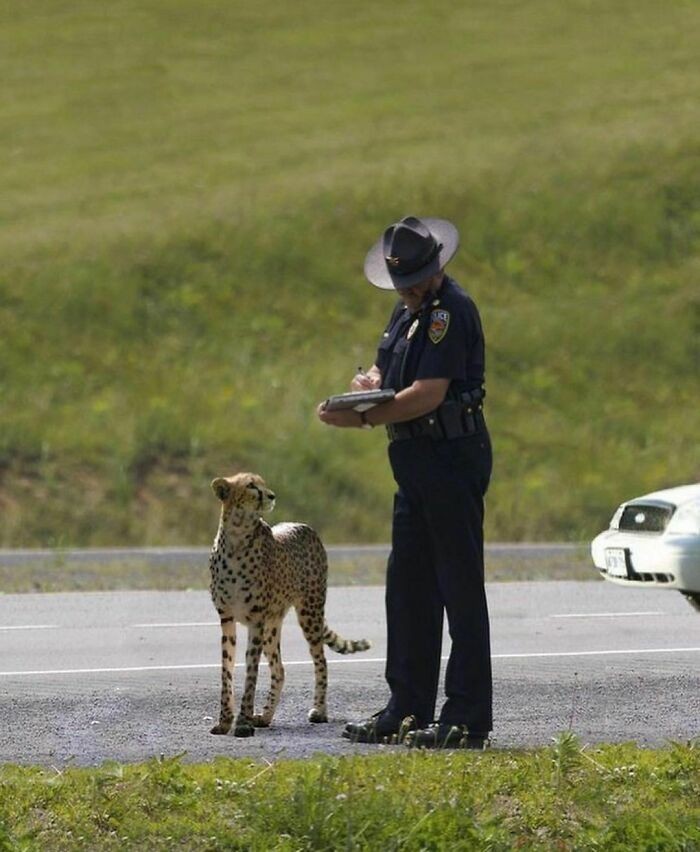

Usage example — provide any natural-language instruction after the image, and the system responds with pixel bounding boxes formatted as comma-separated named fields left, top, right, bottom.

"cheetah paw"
left=210, top=722, right=232, bottom=735
left=252, top=714, right=271, bottom=728
left=233, top=721, right=255, bottom=738
left=308, top=709, right=328, bottom=724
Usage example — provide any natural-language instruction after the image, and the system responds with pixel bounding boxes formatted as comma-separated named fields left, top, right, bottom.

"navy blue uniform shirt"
left=375, top=276, right=485, bottom=397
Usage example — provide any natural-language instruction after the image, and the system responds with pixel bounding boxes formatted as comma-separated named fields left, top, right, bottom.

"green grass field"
left=1, top=0, right=699, bottom=548
left=1, top=738, right=698, bottom=850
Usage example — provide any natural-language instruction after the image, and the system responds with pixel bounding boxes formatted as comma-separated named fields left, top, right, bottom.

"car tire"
left=680, top=592, right=700, bottom=613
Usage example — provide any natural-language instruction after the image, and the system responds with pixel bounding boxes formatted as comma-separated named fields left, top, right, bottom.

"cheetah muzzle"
left=208, top=472, right=371, bottom=737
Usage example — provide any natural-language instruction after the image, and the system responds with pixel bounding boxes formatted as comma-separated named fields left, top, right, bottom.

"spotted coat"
left=208, top=472, right=371, bottom=737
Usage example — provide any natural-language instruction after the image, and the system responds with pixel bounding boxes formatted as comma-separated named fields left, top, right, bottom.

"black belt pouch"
left=437, top=401, right=469, bottom=439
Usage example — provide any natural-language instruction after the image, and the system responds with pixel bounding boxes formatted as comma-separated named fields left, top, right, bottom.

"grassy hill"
left=1, top=0, right=698, bottom=547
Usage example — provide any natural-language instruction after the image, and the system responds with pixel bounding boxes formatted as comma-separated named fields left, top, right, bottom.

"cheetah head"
left=211, top=472, right=276, bottom=526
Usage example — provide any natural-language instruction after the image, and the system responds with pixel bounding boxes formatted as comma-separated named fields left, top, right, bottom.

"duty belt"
left=386, top=401, right=486, bottom=442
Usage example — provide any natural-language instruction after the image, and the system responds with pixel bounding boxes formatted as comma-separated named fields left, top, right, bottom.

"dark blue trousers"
left=385, top=431, right=493, bottom=733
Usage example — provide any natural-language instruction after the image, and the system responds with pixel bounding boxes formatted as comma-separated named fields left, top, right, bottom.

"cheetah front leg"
left=296, top=608, right=328, bottom=723
left=252, top=620, right=284, bottom=728
left=235, top=620, right=264, bottom=737
left=211, top=615, right=236, bottom=735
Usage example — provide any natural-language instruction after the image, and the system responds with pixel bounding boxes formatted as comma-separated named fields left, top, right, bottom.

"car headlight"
left=666, top=502, right=700, bottom=535
left=609, top=505, right=625, bottom=529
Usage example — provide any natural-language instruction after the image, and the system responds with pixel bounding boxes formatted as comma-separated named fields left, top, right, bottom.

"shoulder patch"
left=428, top=309, right=450, bottom=344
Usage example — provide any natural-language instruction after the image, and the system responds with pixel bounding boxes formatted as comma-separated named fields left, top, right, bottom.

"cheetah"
left=208, top=472, right=371, bottom=737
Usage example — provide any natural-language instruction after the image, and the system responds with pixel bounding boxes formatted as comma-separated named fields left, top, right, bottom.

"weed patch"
left=0, top=740, right=698, bottom=850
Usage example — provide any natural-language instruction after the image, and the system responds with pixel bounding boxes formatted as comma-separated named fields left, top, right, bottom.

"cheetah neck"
left=213, top=514, right=268, bottom=552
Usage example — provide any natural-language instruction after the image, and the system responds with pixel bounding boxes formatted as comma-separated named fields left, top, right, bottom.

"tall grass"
left=1, top=0, right=698, bottom=546
left=0, top=740, right=698, bottom=850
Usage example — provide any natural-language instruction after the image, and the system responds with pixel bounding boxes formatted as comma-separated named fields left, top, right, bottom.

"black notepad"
left=323, top=389, right=395, bottom=412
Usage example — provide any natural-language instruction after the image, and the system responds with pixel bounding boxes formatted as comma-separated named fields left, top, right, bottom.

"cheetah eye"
left=246, top=483, right=264, bottom=503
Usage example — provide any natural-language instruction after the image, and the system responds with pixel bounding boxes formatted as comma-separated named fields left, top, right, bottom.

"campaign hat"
left=364, top=216, right=459, bottom=290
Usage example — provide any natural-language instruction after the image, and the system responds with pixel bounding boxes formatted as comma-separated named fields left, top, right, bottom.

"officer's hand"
left=350, top=370, right=380, bottom=391
left=317, top=403, right=363, bottom=429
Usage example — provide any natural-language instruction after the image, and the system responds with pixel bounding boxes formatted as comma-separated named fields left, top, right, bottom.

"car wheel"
left=680, top=592, right=700, bottom=613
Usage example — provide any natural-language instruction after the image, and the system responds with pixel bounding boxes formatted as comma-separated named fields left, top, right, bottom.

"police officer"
left=317, top=215, right=493, bottom=749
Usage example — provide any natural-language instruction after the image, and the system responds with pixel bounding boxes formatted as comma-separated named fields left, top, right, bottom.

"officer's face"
left=396, top=273, right=442, bottom=313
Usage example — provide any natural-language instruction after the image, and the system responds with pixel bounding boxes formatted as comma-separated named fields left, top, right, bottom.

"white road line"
left=0, top=625, right=59, bottom=631
left=132, top=622, right=218, bottom=629
left=1, top=647, right=699, bottom=678
left=0, top=663, right=221, bottom=677
left=493, top=647, right=700, bottom=658
left=550, top=611, right=665, bottom=619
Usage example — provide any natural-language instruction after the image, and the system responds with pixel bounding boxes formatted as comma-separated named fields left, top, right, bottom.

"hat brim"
left=363, top=217, right=459, bottom=290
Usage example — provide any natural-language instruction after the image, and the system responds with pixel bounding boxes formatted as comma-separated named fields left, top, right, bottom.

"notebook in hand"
left=323, top=389, right=395, bottom=412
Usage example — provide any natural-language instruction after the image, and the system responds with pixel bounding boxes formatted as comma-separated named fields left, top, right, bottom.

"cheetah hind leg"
left=252, top=622, right=285, bottom=728
left=296, top=607, right=328, bottom=723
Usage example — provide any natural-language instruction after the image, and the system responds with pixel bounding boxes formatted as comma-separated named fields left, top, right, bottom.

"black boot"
left=405, top=723, right=490, bottom=750
left=342, top=710, right=418, bottom=744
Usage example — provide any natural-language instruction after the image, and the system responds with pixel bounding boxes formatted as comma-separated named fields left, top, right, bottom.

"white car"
left=591, top=483, right=700, bottom=612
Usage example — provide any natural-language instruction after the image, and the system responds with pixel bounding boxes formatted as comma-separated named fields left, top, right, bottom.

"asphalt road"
left=1, top=582, right=698, bottom=766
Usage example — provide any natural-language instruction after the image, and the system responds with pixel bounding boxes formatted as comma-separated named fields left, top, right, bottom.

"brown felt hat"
left=363, top=216, right=459, bottom=290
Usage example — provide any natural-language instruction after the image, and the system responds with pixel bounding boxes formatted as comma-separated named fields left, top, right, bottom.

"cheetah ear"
left=211, top=478, right=231, bottom=501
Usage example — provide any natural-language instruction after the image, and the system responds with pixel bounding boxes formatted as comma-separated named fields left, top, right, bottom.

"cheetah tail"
left=322, top=624, right=371, bottom=655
